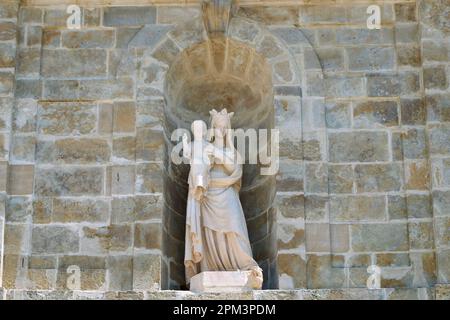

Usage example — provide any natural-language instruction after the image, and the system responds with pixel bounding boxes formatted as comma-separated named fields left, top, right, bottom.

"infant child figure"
left=183, top=120, right=214, bottom=202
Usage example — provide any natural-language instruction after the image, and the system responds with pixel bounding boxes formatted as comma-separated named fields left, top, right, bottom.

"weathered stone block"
left=0, top=43, right=16, bottom=68
left=113, top=136, right=135, bottom=162
left=430, top=126, right=450, bottom=155
left=325, top=101, right=351, bottom=129
left=134, top=222, right=161, bottom=249
left=52, top=198, right=109, bottom=223
left=367, top=72, right=420, bottom=97
left=136, top=100, right=163, bottom=129
left=405, top=160, right=429, bottom=190
left=395, top=24, right=419, bottom=43
left=299, top=5, right=346, bottom=24
left=0, top=160, right=7, bottom=191
left=43, top=9, right=68, bottom=26
left=278, top=253, right=306, bottom=289
left=314, top=48, right=344, bottom=71
left=43, top=80, right=79, bottom=100
left=239, top=6, right=299, bottom=25
left=38, top=102, right=96, bottom=136
left=330, top=195, right=385, bottom=222
left=8, top=165, right=34, bottom=195
left=397, top=44, right=421, bottom=67
left=157, top=6, right=200, bottom=24
left=393, top=128, right=428, bottom=160
left=335, top=28, right=389, bottom=45
left=409, top=221, right=434, bottom=249
left=11, top=135, right=35, bottom=162
left=306, top=255, right=345, bottom=289
left=6, top=196, right=32, bottom=223
left=406, top=194, right=432, bottom=219
left=305, top=223, right=330, bottom=252
left=110, top=165, right=135, bottom=195
left=103, top=6, right=156, bottom=26
left=79, top=78, right=134, bottom=100
left=326, top=75, right=365, bottom=98
left=136, top=128, right=163, bottom=161
left=41, top=49, right=107, bottom=79
left=278, top=223, right=304, bottom=250
left=32, top=225, right=79, bottom=254
left=33, top=198, right=52, bottom=224
left=276, top=194, right=304, bottom=219
left=37, top=138, right=110, bottom=164
left=426, top=94, right=450, bottom=122
left=424, top=66, right=448, bottom=90
left=434, top=217, right=450, bottom=248
left=57, top=255, right=106, bottom=291
left=35, top=167, right=103, bottom=196
left=109, top=224, right=133, bottom=252
left=42, top=29, right=60, bottom=47
left=0, top=22, right=16, bottom=41
left=401, top=98, right=426, bottom=125
left=376, top=253, right=410, bottom=267
left=433, top=190, right=450, bottom=217
left=12, top=99, right=37, bottom=133
left=437, top=250, right=450, bottom=283
left=347, top=47, right=395, bottom=71
left=0, top=2, right=18, bottom=19
left=351, top=223, right=408, bottom=251
left=328, top=131, right=389, bottom=162
left=136, top=163, right=163, bottom=193
left=15, top=79, right=42, bottom=99
left=388, top=195, right=407, bottom=220
left=83, top=8, right=101, bottom=27
left=135, top=194, right=162, bottom=221
left=304, top=163, right=327, bottom=193
left=0, top=133, right=7, bottom=159
left=128, top=25, right=172, bottom=49
left=150, top=38, right=180, bottom=68
left=422, top=40, right=448, bottom=62
left=4, top=223, right=29, bottom=255
left=276, top=160, right=303, bottom=192
left=395, top=3, right=416, bottom=22
left=111, top=196, right=135, bottom=223
left=353, top=100, right=398, bottom=128
left=62, top=30, right=114, bottom=48
left=0, top=71, right=14, bottom=95
left=109, top=49, right=136, bottom=77
left=26, top=25, right=42, bottom=46
left=133, top=254, right=160, bottom=290
left=355, top=163, right=403, bottom=192
left=271, top=27, right=311, bottom=46
left=328, top=164, right=353, bottom=194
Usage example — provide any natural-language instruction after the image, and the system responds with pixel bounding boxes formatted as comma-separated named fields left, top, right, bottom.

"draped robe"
left=184, top=148, right=261, bottom=285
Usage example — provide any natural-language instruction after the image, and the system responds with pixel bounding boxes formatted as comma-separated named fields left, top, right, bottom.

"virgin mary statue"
left=184, top=109, right=263, bottom=289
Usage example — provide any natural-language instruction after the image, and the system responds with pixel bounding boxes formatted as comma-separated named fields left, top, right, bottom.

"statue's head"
left=209, top=108, right=234, bottom=138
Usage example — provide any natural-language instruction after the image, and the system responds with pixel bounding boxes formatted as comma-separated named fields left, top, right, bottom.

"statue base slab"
left=189, top=271, right=260, bottom=293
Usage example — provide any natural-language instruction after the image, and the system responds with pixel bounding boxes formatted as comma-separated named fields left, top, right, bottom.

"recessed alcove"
left=161, top=35, right=278, bottom=289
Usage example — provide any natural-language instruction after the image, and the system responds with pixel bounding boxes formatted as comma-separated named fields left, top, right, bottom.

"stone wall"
left=0, top=0, right=448, bottom=298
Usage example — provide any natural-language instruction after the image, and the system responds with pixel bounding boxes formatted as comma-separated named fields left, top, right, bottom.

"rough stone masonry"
left=0, top=0, right=448, bottom=300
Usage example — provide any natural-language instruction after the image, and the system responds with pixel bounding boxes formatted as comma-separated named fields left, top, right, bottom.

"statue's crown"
left=209, top=108, right=234, bottom=119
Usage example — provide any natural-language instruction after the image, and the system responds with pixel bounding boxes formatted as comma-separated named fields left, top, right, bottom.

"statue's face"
left=213, top=117, right=228, bottom=139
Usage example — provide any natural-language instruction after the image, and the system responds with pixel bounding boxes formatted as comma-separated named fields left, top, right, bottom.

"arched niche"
left=162, top=35, right=278, bottom=289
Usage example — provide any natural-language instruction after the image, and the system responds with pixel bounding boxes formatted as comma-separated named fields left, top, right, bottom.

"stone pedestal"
left=189, top=271, right=259, bottom=293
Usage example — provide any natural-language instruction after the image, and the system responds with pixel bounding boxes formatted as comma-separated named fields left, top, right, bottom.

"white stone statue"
left=183, top=108, right=263, bottom=291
